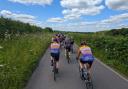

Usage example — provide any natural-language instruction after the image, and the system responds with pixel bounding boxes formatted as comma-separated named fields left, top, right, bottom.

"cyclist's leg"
left=51, top=57, right=53, bottom=66
left=68, top=47, right=71, bottom=57
left=65, top=47, right=69, bottom=57
left=50, top=53, right=54, bottom=66
left=79, top=60, right=87, bottom=79
left=84, top=63, right=90, bottom=69
left=79, top=60, right=85, bottom=71
left=56, top=54, right=59, bottom=69
left=56, top=61, right=59, bottom=73
left=65, top=47, right=67, bottom=56
left=55, top=53, right=60, bottom=73
left=85, top=61, right=93, bottom=80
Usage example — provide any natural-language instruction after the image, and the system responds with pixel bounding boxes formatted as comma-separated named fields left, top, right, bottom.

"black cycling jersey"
left=65, top=38, right=72, bottom=48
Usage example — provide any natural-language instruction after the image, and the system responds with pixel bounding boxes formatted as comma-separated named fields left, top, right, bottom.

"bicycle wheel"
left=86, top=81, right=93, bottom=89
left=85, top=75, right=93, bottom=89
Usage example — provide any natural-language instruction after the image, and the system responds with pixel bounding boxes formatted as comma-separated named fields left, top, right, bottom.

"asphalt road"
left=25, top=45, right=128, bottom=89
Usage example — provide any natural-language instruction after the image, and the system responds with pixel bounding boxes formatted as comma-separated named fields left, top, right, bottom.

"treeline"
left=97, top=28, right=128, bottom=36
left=107, top=28, right=128, bottom=36
left=0, top=17, right=53, bottom=39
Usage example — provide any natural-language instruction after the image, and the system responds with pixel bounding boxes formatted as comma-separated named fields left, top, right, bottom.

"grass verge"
left=0, top=33, right=52, bottom=89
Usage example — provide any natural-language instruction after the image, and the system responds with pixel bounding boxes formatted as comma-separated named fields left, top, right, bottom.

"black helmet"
left=53, top=38, right=58, bottom=43
left=80, top=41, right=87, bottom=45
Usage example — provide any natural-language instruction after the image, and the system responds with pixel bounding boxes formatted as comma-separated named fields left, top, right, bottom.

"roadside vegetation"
left=70, top=28, right=128, bottom=77
left=0, top=17, right=52, bottom=89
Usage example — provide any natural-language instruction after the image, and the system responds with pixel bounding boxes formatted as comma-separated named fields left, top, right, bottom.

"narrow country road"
left=25, top=45, right=128, bottom=89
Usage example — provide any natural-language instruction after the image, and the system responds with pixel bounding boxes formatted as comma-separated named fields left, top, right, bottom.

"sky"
left=0, top=0, right=128, bottom=32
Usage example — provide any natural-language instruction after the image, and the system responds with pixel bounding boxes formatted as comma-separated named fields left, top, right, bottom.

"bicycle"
left=79, top=64, right=93, bottom=89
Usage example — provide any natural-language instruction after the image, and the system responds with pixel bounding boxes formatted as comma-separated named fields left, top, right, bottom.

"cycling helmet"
left=80, top=41, right=87, bottom=45
left=53, top=38, right=58, bottom=43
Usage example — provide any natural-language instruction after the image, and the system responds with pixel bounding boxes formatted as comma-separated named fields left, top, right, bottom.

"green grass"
left=0, top=33, right=52, bottom=89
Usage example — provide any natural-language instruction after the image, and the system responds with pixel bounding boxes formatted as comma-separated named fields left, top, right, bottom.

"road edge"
left=96, top=58, right=128, bottom=82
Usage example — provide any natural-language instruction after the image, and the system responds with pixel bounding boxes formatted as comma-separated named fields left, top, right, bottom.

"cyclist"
left=76, top=41, right=95, bottom=80
left=59, top=33, right=66, bottom=47
left=52, top=34, right=58, bottom=42
left=50, top=38, right=60, bottom=73
left=64, top=37, right=72, bottom=57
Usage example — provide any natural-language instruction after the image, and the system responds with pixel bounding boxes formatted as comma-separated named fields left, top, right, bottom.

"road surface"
left=25, top=45, right=128, bottom=89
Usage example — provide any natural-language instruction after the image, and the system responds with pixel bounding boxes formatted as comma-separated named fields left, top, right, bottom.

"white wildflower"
left=0, top=64, right=4, bottom=67
left=0, top=45, right=3, bottom=49
left=29, top=50, right=33, bottom=52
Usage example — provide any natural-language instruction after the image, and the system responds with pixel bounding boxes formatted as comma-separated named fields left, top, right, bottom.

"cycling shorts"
left=65, top=46, right=71, bottom=52
left=80, top=58, right=94, bottom=67
left=51, top=53, right=60, bottom=61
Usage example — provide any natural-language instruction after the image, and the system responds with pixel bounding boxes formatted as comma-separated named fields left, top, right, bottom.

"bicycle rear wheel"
left=85, top=78, right=93, bottom=89
left=86, top=82, right=93, bottom=89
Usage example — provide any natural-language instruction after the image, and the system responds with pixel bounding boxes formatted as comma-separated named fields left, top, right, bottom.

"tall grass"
left=0, top=33, right=52, bottom=89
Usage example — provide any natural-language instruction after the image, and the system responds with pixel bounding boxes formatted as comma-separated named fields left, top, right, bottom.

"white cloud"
left=63, top=5, right=104, bottom=20
left=51, top=23, right=105, bottom=32
left=0, top=10, right=40, bottom=25
left=61, top=0, right=102, bottom=8
left=106, top=0, right=128, bottom=10
left=47, top=17, right=64, bottom=23
left=9, top=0, right=53, bottom=5
left=102, top=13, right=128, bottom=24
left=60, top=0, right=104, bottom=20
left=51, top=13, right=128, bottom=32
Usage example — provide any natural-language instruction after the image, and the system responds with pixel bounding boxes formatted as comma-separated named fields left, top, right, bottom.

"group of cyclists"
left=50, top=33, right=95, bottom=80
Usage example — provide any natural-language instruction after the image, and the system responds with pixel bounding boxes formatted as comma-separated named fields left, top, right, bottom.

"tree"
left=44, top=27, right=53, bottom=32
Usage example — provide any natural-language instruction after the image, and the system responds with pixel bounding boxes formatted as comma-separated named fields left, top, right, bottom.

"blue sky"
left=0, top=0, right=128, bottom=32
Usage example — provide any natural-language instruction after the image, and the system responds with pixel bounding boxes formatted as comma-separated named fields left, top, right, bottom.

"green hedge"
left=70, top=33, right=128, bottom=77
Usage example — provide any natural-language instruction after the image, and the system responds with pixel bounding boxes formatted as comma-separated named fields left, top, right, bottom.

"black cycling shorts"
left=51, top=53, right=60, bottom=61
left=80, top=60, right=93, bottom=67
left=65, top=46, right=71, bottom=52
